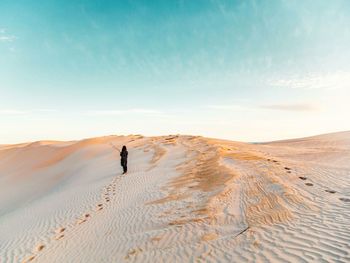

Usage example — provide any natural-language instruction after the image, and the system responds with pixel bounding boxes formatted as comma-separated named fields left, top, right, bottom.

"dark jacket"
left=120, top=150, right=128, bottom=166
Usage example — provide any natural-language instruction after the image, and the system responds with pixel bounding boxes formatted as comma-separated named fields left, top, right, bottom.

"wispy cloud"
left=206, top=105, right=251, bottom=111
left=207, top=103, right=318, bottom=112
left=0, top=35, right=16, bottom=42
left=0, top=109, right=28, bottom=115
left=260, top=103, right=318, bottom=112
left=32, top=109, right=58, bottom=113
left=1, top=108, right=163, bottom=116
left=87, top=109, right=162, bottom=116
left=0, top=109, right=58, bottom=115
left=0, top=28, right=17, bottom=42
left=268, top=71, right=350, bottom=90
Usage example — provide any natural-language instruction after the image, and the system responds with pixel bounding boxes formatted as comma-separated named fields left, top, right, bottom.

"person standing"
left=120, top=145, right=128, bottom=174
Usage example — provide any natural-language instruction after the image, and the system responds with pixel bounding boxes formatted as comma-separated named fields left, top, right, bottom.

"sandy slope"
left=0, top=132, right=349, bottom=262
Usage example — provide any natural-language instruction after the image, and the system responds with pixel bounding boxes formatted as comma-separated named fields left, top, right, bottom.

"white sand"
left=0, top=132, right=349, bottom=262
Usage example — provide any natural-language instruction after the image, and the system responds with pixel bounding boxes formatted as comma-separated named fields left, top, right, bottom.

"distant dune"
left=1, top=132, right=349, bottom=262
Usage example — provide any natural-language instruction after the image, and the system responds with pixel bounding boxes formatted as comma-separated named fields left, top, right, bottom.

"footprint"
left=124, top=248, right=143, bottom=260
left=325, top=190, right=336, bottom=194
left=77, top=219, right=87, bottom=225
left=97, top=206, right=103, bottom=211
left=84, top=213, right=90, bottom=218
left=35, top=244, right=45, bottom=252
left=55, top=227, right=66, bottom=234
left=22, top=255, right=35, bottom=263
left=339, top=198, right=350, bottom=202
left=299, top=177, right=307, bottom=180
left=284, top=167, right=291, bottom=170
left=55, top=234, right=64, bottom=240
left=97, top=204, right=103, bottom=207
left=305, top=183, right=313, bottom=186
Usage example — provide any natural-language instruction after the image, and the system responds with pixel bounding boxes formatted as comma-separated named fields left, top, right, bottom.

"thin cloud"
left=32, top=109, right=58, bottom=113
left=207, top=105, right=251, bottom=111
left=208, top=103, right=317, bottom=112
left=0, top=28, right=17, bottom=42
left=0, top=109, right=28, bottom=115
left=87, top=109, right=162, bottom=116
left=0, top=35, right=16, bottom=42
left=268, top=71, right=350, bottom=90
left=0, top=109, right=58, bottom=115
left=260, top=103, right=318, bottom=112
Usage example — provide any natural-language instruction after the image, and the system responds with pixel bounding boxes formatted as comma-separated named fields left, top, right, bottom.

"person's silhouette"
left=120, top=145, right=128, bottom=174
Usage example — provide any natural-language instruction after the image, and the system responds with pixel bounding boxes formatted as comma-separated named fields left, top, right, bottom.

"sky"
left=1, top=0, right=350, bottom=143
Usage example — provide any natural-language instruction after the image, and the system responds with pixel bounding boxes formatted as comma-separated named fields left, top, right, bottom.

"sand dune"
left=0, top=132, right=349, bottom=262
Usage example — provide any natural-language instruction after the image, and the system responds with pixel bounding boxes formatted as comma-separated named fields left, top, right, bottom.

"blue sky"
left=1, top=0, right=350, bottom=143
